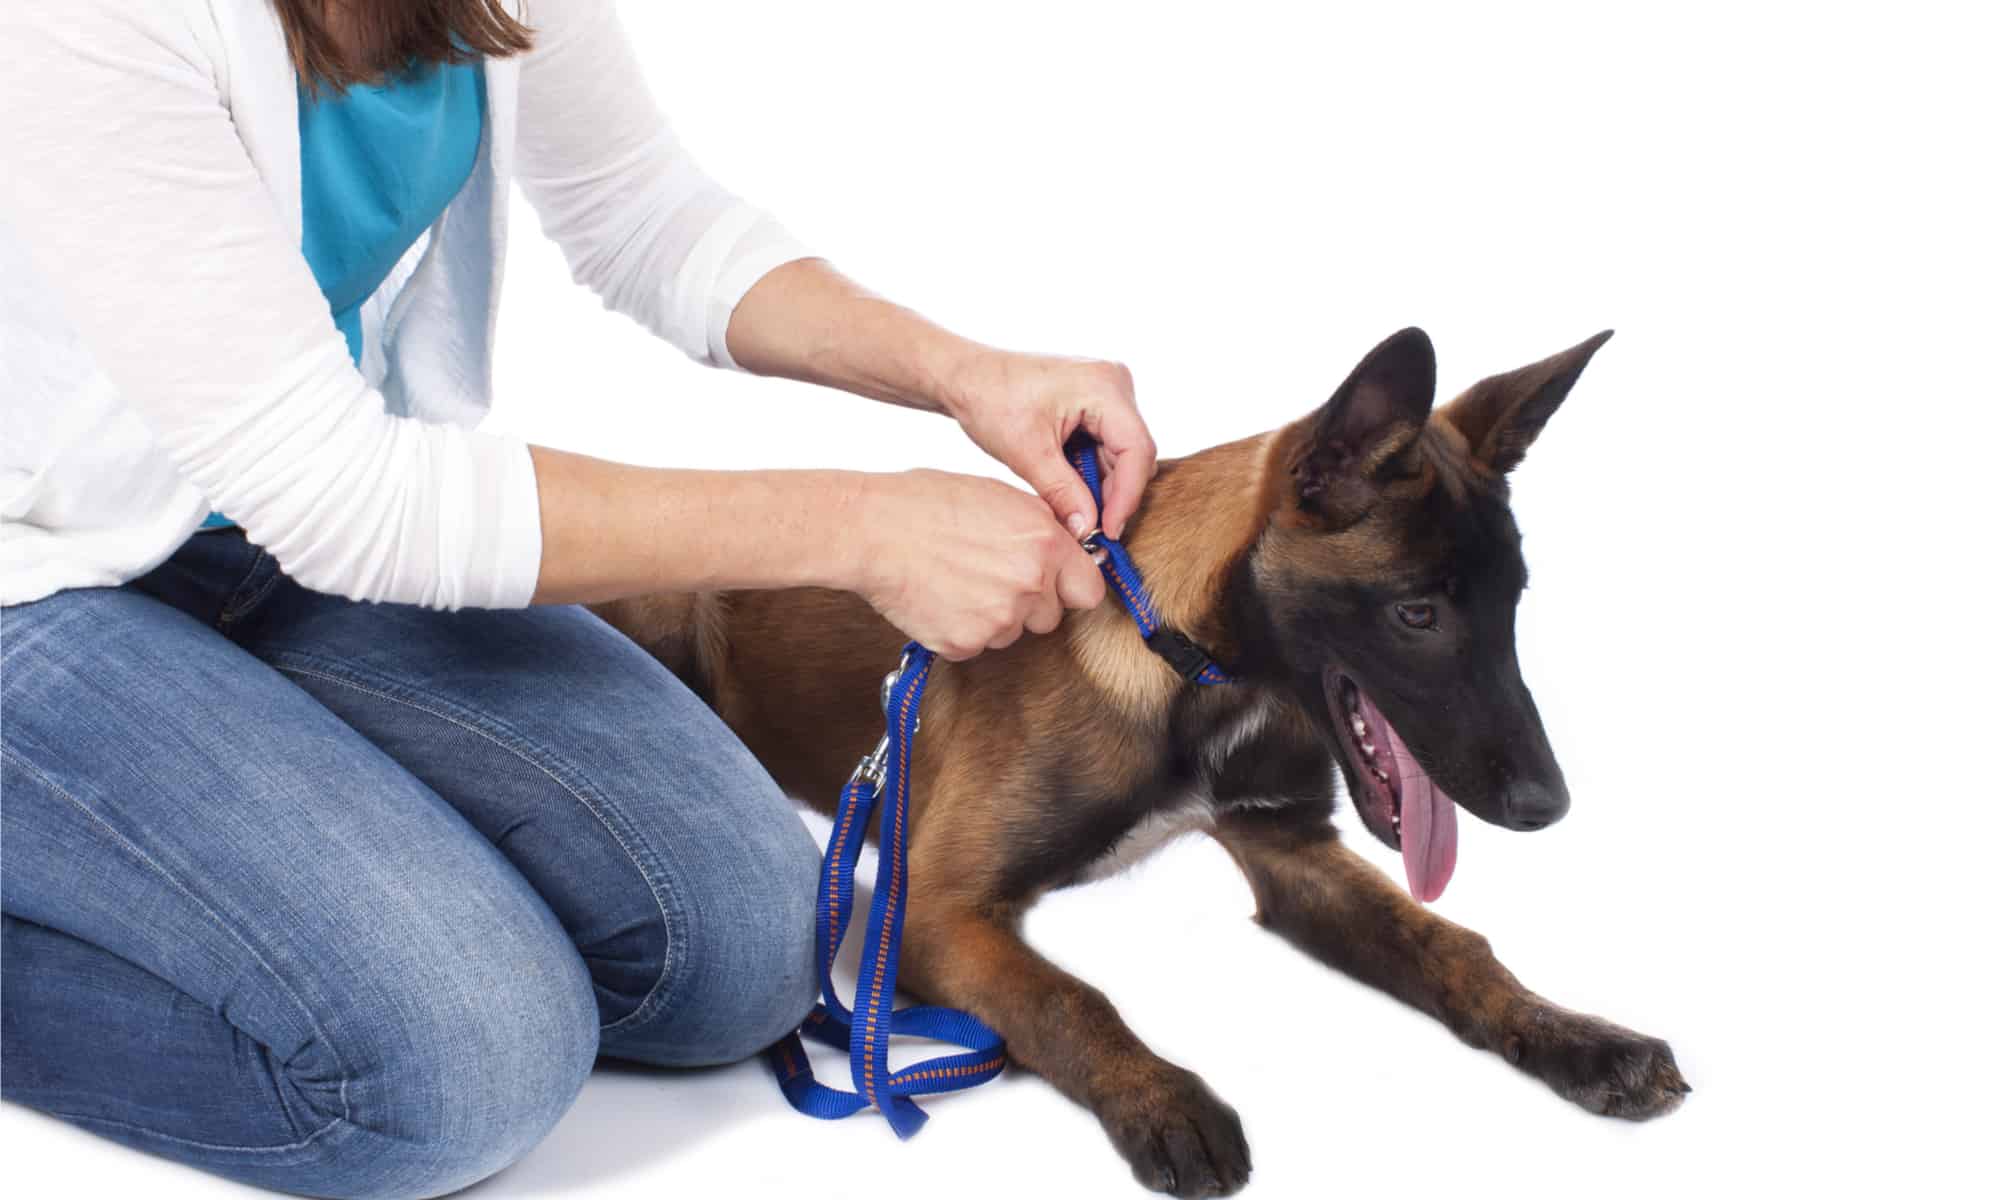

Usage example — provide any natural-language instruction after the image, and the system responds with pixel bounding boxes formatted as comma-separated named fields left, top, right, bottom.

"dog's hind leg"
left=897, top=901, right=1253, bottom=1199
left=1212, top=812, right=1691, bottom=1120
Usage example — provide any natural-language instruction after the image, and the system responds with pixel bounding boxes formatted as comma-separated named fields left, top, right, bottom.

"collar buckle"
left=1144, top=626, right=1220, bottom=683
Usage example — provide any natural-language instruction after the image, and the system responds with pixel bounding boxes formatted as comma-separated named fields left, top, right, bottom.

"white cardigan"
left=0, top=0, right=807, bottom=609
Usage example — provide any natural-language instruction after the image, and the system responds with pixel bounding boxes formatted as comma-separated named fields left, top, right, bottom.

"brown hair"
left=275, top=0, right=534, bottom=93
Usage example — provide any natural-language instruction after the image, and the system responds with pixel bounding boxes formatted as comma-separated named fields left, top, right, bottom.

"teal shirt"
left=203, top=60, right=485, bottom=530
left=299, top=60, right=486, bottom=364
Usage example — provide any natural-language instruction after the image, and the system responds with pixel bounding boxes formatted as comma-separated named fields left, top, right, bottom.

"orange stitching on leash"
left=825, top=791, right=859, bottom=947
left=861, top=656, right=926, bottom=1104
left=891, top=1056, right=1005, bottom=1087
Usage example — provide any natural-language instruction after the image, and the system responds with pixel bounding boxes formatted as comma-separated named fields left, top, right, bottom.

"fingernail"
left=1066, top=512, right=1089, bottom=539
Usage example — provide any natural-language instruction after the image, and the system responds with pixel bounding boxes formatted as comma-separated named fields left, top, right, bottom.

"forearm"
left=719, top=258, right=1156, bottom=539
left=723, top=258, right=985, bottom=417
left=527, top=446, right=869, bottom=605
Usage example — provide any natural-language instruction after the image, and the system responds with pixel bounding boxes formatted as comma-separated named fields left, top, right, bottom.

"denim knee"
left=599, top=771, right=821, bottom=1068
left=703, top=804, right=821, bottom=1061
left=324, top=906, right=600, bottom=1199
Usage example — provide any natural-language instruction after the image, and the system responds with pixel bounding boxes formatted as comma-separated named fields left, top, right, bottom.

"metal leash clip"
left=847, top=649, right=918, bottom=797
left=1077, top=526, right=1109, bottom=565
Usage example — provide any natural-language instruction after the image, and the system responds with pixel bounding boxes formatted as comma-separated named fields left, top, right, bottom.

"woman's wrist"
left=809, top=469, right=885, bottom=595
left=928, top=341, right=1000, bottom=425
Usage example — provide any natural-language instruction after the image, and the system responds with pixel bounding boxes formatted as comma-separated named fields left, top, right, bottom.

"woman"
left=0, top=2, right=1157, bottom=1196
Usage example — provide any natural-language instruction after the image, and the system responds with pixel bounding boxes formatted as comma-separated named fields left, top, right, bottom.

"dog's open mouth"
left=1324, top=668, right=1459, bottom=903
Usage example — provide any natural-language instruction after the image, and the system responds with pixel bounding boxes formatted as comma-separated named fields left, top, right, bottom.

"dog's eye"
left=1395, top=602, right=1437, bottom=630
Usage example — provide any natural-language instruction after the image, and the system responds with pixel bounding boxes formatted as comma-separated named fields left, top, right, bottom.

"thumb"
left=1018, top=443, right=1100, bottom=541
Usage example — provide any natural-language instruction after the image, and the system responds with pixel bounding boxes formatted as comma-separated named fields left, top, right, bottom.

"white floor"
left=3, top=805, right=1979, bottom=1197
left=7, top=0, right=1992, bottom=1194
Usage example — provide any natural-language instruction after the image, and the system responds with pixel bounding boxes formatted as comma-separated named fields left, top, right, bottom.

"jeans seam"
left=266, top=658, right=686, bottom=1034
left=218, top=551, right=283, bottom=628
left=0, top=747, right=354, bottom=1133
left=47, top=1107, right=344, bottom=1157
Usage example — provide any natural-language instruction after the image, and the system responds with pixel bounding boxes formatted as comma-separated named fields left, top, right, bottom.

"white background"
left=7, top=1, right=1997, bottom=1197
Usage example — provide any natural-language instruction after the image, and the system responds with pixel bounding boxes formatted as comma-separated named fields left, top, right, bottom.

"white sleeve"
left=0, top=1, right=543, bottom=610
left=515, top=0, right=812, bottom=368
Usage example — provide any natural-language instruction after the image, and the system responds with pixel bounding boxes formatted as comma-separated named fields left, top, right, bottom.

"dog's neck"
left=1124, top=432, right=1278, bottom=648
left=1066, top=432, right=1279, bottom=715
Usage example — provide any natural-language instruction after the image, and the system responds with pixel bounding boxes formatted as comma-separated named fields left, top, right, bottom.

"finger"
left=1052, top=541, right=1107, bottom=611
left=1094, top=433, right=1157, bottom=539
left=1085, top=402, right=1157, bottom=540
left=1024, top=586, right=1063, bottom=636
left=985, top=621, right=1025, bottom=652
left=1015, top=441, right=1100, bottom=542
left=939, top=638, right=983, bottom=663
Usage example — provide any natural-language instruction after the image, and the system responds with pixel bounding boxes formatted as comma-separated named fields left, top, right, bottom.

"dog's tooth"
left=1361, top=739, right=1375, bottom=757
left=1350, top=716, right=1367, bottom=737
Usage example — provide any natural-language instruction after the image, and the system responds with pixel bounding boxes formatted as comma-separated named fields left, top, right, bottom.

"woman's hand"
left=844, top=469, right=1106, bottom=661
left=942, top=349, right=1160, bottom=542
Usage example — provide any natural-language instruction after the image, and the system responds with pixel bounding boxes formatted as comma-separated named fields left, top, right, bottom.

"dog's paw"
left=1098, top=1066, right=1252, bottom=1198
left=1506, top=1007, right=1691, bottom=1119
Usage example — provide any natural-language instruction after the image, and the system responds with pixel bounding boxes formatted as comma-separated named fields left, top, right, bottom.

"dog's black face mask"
left=1240, top=327, right=1612, bottom=901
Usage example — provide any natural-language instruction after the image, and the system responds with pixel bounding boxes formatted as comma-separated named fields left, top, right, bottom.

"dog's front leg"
left=1213, top=814, right=1690, bottom=1118
left=898, top=903, right=1252, bottom=1198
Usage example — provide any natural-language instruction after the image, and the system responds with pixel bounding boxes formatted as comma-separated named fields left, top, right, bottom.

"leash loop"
left=765, top=643, right=1005, bottom=1138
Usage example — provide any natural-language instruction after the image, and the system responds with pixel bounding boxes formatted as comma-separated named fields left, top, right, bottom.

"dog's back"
left=593, top=585, right=916, bottom=815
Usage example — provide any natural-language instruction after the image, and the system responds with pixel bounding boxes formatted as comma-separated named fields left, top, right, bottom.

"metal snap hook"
left=849, top=732, right=891, bottom=796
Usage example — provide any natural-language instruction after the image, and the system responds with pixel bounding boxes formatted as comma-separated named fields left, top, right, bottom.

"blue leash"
left=763, top=435, right=1230, bottom=1137
left=1064, top=434, right=1233, bottom=686
left=763, top=644, right=1004, bottom=1138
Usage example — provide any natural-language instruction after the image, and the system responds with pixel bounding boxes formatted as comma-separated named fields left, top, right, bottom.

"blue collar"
left=1065, top=435, right=1233, bottom=686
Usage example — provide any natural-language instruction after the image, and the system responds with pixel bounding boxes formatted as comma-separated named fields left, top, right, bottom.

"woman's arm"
left=513, top=0, right=807, bottom=369
left=514, top=0, right=1158, bottom=542
left=2, top=2, right=1124, bottom=654
left=725, top=259, right=1160, bottom=542
left=528, top=451, right=1104, bottom=661
left=1, top=1, right=541, bottom=610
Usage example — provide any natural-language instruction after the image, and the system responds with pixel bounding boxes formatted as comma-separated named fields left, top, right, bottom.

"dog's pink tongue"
left=1383, top=718, right=1457, bottom=903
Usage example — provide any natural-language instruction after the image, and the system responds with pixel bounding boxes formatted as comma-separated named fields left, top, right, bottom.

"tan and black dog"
left=592, top=328, right=1688, bottom=1197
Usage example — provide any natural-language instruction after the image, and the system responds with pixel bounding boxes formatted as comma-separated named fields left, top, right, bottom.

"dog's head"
left=1237, top=327, right=1611, bottom=901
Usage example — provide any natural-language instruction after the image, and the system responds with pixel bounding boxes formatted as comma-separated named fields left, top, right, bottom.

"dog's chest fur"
left=1057, top=692, right=1340, bottom=888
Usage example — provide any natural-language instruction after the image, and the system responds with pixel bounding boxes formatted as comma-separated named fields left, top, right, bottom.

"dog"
left=591, top=327, right=1688, bottom=1197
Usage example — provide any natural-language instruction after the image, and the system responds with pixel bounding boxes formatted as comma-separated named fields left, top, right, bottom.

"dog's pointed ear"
left=1439, top=330, right=1612, bottom=474
left=1291, top=327, right=1437, bottom=518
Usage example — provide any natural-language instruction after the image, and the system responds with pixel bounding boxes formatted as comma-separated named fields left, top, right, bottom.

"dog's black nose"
left=1501, top=780, right=1570, bottom=831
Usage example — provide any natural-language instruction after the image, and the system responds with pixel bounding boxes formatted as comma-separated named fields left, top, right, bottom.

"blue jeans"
left=0, top=530, right=821, bottom=1199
